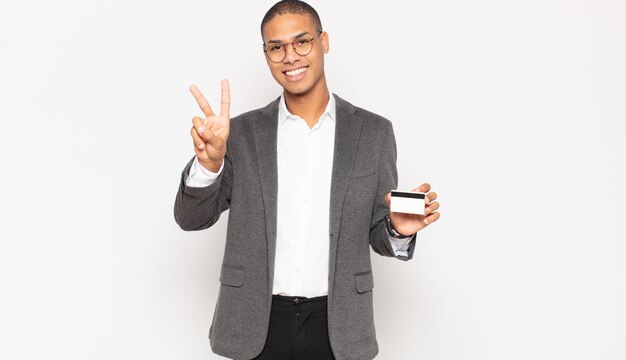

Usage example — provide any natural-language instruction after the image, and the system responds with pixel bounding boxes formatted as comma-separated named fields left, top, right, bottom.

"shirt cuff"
left=387, top=227, right=415, bottom=258
left=185, top=156, right=224, bottom=188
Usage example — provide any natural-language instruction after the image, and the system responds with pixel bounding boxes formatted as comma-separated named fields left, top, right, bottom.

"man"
left=174, top=1, right=441, bottom=359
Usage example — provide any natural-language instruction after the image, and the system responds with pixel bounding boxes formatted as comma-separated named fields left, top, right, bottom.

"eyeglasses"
left=263, top=30, right=323, bottom=63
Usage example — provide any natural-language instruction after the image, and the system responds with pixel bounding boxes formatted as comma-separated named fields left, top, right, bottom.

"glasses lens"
left=294, top=38, right=312, bottom=56
left=267, top=45, right=285, bottom=62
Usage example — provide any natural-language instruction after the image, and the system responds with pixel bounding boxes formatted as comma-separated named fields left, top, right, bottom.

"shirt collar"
left=278, top=92, right=336, bottom=127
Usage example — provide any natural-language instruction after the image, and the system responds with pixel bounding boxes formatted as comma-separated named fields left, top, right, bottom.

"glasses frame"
left=263, top=30, right=323, bottom=63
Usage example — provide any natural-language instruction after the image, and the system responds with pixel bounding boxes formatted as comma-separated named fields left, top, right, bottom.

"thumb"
left=384, top=192, right=391, bottom=207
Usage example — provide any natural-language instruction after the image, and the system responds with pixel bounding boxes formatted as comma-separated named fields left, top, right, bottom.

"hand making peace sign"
left=189, top=80, right=231, bottom=172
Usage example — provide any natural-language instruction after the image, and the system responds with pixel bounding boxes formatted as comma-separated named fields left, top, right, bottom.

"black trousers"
left=252, top=294, right=336, bottom=360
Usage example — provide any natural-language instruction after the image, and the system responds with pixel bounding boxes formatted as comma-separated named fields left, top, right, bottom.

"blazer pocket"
left=219, top=264, right=245, bottom=287
left=354, top=270, right=374, bottom=293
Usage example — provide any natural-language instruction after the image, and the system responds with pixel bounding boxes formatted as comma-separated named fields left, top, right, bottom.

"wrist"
left=385, top=214, right=413, bottom=238
left=198, top=158, right=223, bottom=173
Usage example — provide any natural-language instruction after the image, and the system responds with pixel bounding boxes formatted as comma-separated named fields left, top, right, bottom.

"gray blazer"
left=174, top=94, right=416, bottom=360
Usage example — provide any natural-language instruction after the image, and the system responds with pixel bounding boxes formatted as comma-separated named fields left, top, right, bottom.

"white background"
left=1, top=0, right=625, bottom=359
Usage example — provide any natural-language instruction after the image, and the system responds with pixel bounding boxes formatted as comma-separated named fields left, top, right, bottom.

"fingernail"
left=198, top=143, right=204, bottom=149
left=199, top=126, right=205, bottom=134
left=423, top=219, right=429, bottom=225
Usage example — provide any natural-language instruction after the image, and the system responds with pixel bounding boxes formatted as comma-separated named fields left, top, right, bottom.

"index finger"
left=412, top=183, right=431, bottom=193
left=189, top=84, right=214, bottom=117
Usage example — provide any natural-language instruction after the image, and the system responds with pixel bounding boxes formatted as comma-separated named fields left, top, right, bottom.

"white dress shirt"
left=186, top=92, right=414, bottom=297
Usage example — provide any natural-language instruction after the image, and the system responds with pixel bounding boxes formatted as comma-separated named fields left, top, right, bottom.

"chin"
left=282, top=82, right=312, bottom=96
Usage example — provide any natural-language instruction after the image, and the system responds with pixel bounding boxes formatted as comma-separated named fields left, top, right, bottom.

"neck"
left=283, top=76, right=330, bottom=129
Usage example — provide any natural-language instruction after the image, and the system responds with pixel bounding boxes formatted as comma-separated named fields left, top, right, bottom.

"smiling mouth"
left=283, top=66, right=308, bottom=77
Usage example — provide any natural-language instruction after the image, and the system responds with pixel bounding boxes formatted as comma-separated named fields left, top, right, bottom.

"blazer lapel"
left=328, top=94, right=363, bottom=285
left=252, top=97, right=280, bottom=300
left=328, top=94, right=362, bottom=236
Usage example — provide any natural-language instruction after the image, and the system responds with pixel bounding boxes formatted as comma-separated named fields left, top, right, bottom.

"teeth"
left=286, top=67, right=307, bottom=76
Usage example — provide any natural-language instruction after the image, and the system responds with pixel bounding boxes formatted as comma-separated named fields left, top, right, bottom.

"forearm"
left=174, top=154, right=232, bottom=231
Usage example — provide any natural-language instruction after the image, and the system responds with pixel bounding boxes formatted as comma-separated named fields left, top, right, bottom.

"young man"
left=174, top=1, right=441, bottom=359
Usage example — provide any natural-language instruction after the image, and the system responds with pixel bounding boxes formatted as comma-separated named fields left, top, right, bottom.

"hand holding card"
left=384, top=183, right=441, bottom=235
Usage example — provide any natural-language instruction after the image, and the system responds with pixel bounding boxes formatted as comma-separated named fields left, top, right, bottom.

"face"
left=262, top=13, right=329, bottom=96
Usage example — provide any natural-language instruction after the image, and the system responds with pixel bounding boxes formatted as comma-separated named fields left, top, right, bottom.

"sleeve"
left=174, top=143, right=233, bottom=231
left=368, top=121, right=417, bottom=261
left=387, top=229, right=417, bottom=258
left=185, top=156, right=225, bottom=188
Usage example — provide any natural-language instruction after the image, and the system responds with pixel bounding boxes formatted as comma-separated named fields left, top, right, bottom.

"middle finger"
left=425, top=201, right=440, bottom=215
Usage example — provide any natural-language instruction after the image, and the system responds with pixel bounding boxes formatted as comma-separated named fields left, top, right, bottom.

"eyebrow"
left=266, top=31, right=310, bottom=44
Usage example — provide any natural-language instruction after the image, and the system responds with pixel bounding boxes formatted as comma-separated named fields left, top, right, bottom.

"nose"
left=283, top=44, right=300, bottom=64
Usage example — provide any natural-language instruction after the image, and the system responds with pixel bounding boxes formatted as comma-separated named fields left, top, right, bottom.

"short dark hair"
left=261, top=0, right=323, bottom=39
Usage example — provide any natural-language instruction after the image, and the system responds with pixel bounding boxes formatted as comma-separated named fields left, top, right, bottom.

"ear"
left=321, top=31, right=330, bottom=54
left=261, top=44, right=271, bottom=65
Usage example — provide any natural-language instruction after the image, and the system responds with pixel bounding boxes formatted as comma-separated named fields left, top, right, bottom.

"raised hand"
left=189, top=80, right=231, bottom=172
left=384, top=183, right=441, bottom=236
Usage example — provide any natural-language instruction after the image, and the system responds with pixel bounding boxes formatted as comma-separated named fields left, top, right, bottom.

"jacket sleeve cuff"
left=185, top=156, right=225, bottom=188
left=386, top=227, right=416, bottom=258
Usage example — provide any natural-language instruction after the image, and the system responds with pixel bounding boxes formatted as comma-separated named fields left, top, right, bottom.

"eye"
left=296, top=38, right=310, bottom=46
left=268, top=45, right=282, bottom=52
